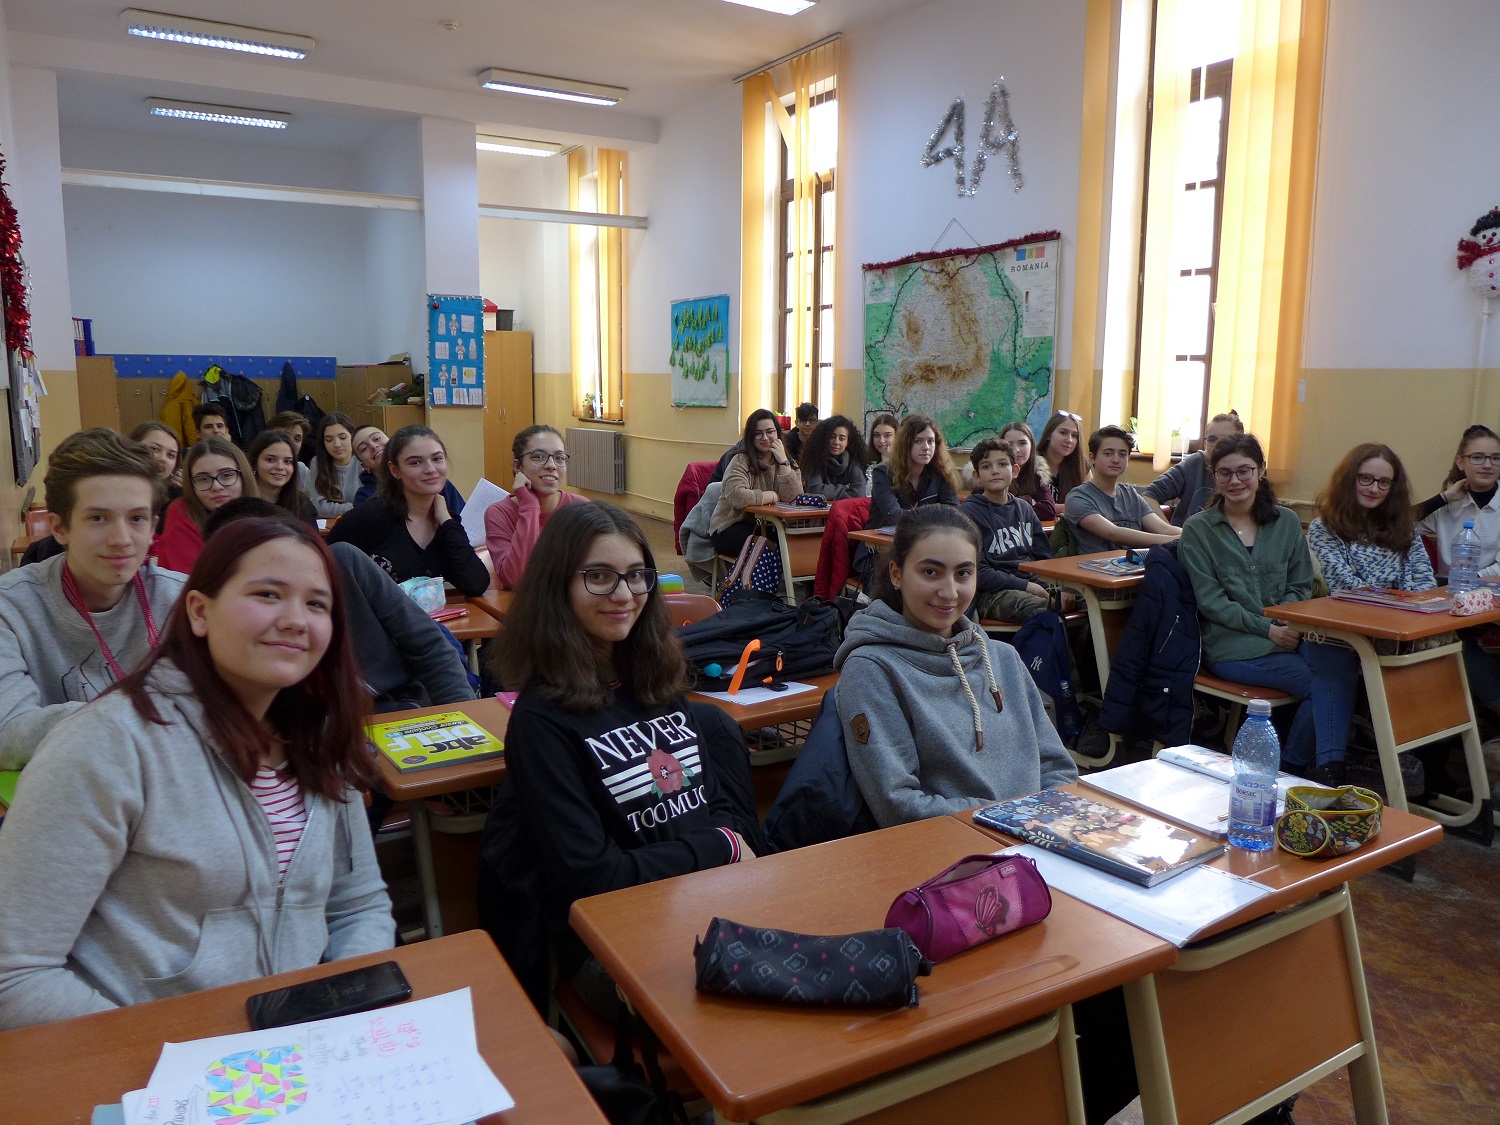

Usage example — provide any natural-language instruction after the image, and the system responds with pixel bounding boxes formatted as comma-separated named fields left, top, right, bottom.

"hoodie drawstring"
left=946, top=625, right=1004, bottom=751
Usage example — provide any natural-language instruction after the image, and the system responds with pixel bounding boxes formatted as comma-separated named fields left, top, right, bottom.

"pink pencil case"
left=885, top=853, right=1052, bottom=962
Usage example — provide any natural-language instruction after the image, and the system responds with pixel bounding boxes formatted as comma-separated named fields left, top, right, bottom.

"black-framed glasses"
left=523, top=450, right=571, bottom=466
left=1464, top=453, right=1500, bottom=467
left=1355, top=473, right=1394, bottom=491
left=191, top=468, right=243, bottom=491
left=578, top=567, right=657, bottom=595
left=1213, top=466, right=1258, bottom=483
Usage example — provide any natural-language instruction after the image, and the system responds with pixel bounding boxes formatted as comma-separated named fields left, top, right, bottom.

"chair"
left=813, top=496, right=870, bottom=600
left=474, top=544, right=498, bottom=589
left=1192, top=671, right=1298, bottom=745
left=665, top=592, right=720, bottom=627
left=24, top=509, right=50, bottom=537
left=672, top=461, right=716, bottom=555
left=551, top=980, right=705, bottom=1106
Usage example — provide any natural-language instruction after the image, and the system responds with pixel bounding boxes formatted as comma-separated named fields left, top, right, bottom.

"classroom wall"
left=0, top=5, right=17, bottom=539
left=357, top=123, right=426, bottom=368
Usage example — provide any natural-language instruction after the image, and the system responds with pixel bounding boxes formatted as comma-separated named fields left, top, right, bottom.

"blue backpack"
left=762, top=686, right=878, bottom=852
left=1010, top=610, right=1082, bottom=740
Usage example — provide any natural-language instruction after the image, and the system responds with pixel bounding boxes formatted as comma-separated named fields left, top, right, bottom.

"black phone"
left=246, top=961, right=413, bottom=1030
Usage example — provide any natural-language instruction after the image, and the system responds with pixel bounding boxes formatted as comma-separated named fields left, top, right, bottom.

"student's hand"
left=1442, top=479, right=1471, bottom=504
left=1059, top=590, right=1080, bottom=613
left=769, top=438, right=790, bottom=466
left=431, top=492, right=452, bottom=526
left=512, top=470, right=530, bottom=492
left=1026, top=581, right=1050, bottom=600
left=729, top=831, right=757, bottom=861
left=1268, top=623, right=1302, bottom=651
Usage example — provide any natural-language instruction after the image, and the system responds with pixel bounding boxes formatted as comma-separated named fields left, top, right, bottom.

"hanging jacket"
left=198, top=366, right=239, bottom=445
left=229, top=373, right=267, bottom=448
left=275, top=361, right=300, bottom=416
left=1098, top=541, right=1199, bottom=746
left=813, top=496, right=870, bottom=600
left=158, top=372, right=198, bottom=448
left=673, top=461, right=716, bottom=554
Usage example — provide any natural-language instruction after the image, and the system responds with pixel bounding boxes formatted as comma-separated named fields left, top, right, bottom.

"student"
left=267, top=409, right=315, bottom=495
left=961, top=439, right=1067, bottom=623
left=153, top=437, right=257, bottom=574
left=708, top=409, right=803, bottom=557
left=1037, top=409, right=1088, bottom=503
left=248, top=429, right=317, bottom=525
left=1309, top=443, right=1435, bottom=595
left=328, top=425, right=490, bottom=595
left=798, top=414, right=870, bottom=500
left=308, top=411, right=362, bottom=517
left=1181, top=433, right=1359, bottom=782
left=0, top=429, right=184, bottom=769
left=867, top=413, right=960, bottom=528
left=867, top=413, right=899, bottom=467
left=998, top=419, right=1057, bottom=521
left=1064, top=425, right=1181, bottom=554
left=476, top=501, right=761, bottom=1012
left=191, top=401, right=232, bottom=442
left=485, top=424, right=588, bottom=589
left=130, top=421, right=181, bottom=491
left=785, top=401, right=819, bottom=463
left=206, top=499, right=474, bottom=714
left=1143, top=409, right=1244, bottom=526
left=836, top=505, right=1077, bottom=827
left=0, top=517, right=394, bottom=1029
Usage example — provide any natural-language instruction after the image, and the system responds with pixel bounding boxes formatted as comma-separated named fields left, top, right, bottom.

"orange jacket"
left=158, top=372, right=198, bottom=447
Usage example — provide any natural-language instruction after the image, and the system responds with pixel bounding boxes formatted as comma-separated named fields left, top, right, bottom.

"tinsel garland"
left=0, top=153, right=32, bottom=359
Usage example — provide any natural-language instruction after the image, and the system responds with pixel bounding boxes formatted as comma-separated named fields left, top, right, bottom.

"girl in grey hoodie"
left=834, top=506, right=1077, bottom=828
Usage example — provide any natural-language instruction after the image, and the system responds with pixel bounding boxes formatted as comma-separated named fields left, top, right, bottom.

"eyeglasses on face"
left=523, top=450, right=571, bottom=466
left=191, top=468, right=243, bottom=491
left=578, top=567, right=657, bottom=596
left=1355, top=473, right=1394, bottom=491
left=1464, top=453, right=1500, bottom=467
left=1213, top=466, right=1259, bottom=483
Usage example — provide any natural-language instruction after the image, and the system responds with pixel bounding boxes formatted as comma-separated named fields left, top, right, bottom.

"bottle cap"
left=1464, top=520, right=1476, bottom=529
left=1247, top=699, right=1273, bottom=717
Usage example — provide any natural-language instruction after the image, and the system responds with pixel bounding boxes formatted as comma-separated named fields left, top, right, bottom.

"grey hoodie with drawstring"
left=0, top=662, right=394, bottom=1030
left=834, top=600, right=1077, bottom=828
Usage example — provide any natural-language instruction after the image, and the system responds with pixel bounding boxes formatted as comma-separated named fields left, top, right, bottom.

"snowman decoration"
left=1457, top=207, right=1500, bottom=296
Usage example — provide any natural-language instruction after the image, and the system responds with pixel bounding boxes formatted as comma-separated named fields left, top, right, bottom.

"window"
left=569, top=148, right=625, bottom=421
left=775, top=93, right=837, bottom=414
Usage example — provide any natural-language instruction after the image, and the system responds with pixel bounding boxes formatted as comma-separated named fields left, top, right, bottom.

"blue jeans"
left=1460, top=631, right=1500, bottom=710
left=1209, top=641, right=1361, bottom=769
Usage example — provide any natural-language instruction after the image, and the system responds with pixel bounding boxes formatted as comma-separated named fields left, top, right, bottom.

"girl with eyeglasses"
left=152, top=437, right=258, bottom=574
left=1037, top=409, right=1088, bottom=504
left=486, top=424, right=588, bottom=589
left=1181, top=434, right=1360, bottom=784
left=328, top=425, right=489, bottom=596
left=708, top=409, right=803, bottom=558
left=1309, top=444, right=1433, bottom=595
left=1142, top=410, right=1244, bottom=526
left=476, top=502, right=761, bottom=1013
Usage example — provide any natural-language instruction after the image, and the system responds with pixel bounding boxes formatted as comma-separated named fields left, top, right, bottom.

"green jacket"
left=1180, top=504, right=1312, bottom=664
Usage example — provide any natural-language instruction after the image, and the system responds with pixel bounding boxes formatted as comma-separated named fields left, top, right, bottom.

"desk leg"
left=407, top=799, right=445, bottom=939
left=464, top=639, right=480, bottom=677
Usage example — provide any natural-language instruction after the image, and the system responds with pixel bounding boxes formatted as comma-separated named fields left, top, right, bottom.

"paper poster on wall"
left=428, top=294, right=485, bottom=407
left=670, top=294, right=730, bottom=408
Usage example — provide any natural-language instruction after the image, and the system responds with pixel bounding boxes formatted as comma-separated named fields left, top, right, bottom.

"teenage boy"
left=192, top=402, right=232, bottom=441
left=785, top=401, right=819, bottom=463
left=0, top=429, right=186, bottom=768
left=1065, top=425, right=1181, bottom=555
left=349, top=423, right=465, bottom=513
left=962, top=439, right=1072, bottom=622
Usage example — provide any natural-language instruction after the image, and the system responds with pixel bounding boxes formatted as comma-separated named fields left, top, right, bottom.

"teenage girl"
left=866, top=413, right=960, bottom=528
left=485, top=424, right=588, bottom=589
left=1037, top=409, right=1087, bottom=504
left=327, top=425, right=490, bottom=595
left=476, top=501, right=761, bottom=1012
left=998, top=420, right=1057, bottom=521
left=0, top=517, right=393, bottom=1029
left=867, top=413, right=899, bottom=466
left=153, top=437, right=257, bottom=574
left=1309, top=443, right=1435, bottom=595
left=1143, top=410, right=1245, bottom=526
left=125, top=421, right=182, bottom=537
left=799, top=414, right=870, bottom=501
left=249, top=430, right=317, bottom=525
left=1181, top=434, right=1359, bottom=784
left=708, top=408, right=803, bottom=558
left=308, top=411, right=361, bottom=517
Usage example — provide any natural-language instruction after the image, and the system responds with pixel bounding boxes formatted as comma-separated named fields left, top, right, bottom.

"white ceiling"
left=13, top=0, right=928, bottom=152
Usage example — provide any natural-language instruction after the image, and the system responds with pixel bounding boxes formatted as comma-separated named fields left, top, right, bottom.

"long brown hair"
left=998, top=419, right=1051, bottom=499
left=248, top=429, right=301, bottom=514
left=886, top=414, right=960, bottom=499
left=313, top=411, right=356, bottom=502
left=1315, top=443, right=1415, bottom=552
left=1038, top=410, right=1087, bottom=500
left=1207, top=432, right=1281, bottom=526
left=183, top=437, right=258, bottom=529
left=866, top=412, right=899, bottom=465
left=111, top=517, right=376, bottom=798
left=800, top=415, right=868, bottom=480
left=869, top=505, right=982, bottom=613
left=1444, top=424, right=1500, bottom=487
left=377, top=425, right=450, bottom=518
left=490, top=501, right=687, bottom=712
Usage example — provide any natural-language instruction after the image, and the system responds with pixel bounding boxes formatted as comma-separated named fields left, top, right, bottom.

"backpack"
left=762, top=686, right=878, bottom=852
left=677, top=591, right=841, bottom=691
left=1010, top=610, right=1083, bottom=740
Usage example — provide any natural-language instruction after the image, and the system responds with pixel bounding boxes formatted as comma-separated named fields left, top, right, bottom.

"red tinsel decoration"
left=0, top=153, right=33, bottom=360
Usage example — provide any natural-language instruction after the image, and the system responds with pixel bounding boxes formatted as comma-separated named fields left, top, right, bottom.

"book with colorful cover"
left=1329, top=586, right=1453, bottom=613
left=369, top=711, right=503, bottom=773
left=1077, top=555, right=1145, bottom=577
left=973, top=787, right=1224, bottom=887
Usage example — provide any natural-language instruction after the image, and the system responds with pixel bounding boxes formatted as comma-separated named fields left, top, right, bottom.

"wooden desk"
left=689, top=672, right=837, bottom=736
left=745, top=502, right=833, bottom=604
left=1266, top=596, right=1497, bottom=840
left=469, top=588, right=515, bottom=624
left=571, top=815, right=1176, bottom=1124
left=0, top=931, right=604, bottom=1125
left=848, top=527, right=891, bottom=549
left=964, top=790, right=1444, bottom=1125
left=373, top=697, right=511, bottom=938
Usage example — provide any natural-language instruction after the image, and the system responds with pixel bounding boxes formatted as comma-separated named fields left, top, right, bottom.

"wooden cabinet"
left=77, top=357, right=121, bottom=432
left=483, top=331, right=535, bottom=483
left=115, top=379, right=158, bottom=435
left=348, top=404, right=425, bottom=435
left=335, top=363, right=414, bottom=415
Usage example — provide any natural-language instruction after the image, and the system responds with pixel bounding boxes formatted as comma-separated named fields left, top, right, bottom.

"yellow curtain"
left=1209, top=0, right=1325, bottom=480
left=568, top=148, right=627, bottom=422
left=567, top=150, right=590, bottom=418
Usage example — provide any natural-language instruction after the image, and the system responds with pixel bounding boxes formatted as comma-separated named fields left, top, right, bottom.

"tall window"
left=569, top=148, right=626, bottom=421
left=775, top=92, right=837, bottom=413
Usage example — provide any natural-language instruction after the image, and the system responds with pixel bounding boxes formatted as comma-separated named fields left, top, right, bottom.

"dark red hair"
left=113, top=517, right=376, bottom=798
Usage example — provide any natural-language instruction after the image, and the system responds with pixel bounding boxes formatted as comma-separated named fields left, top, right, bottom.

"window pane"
left=1171, top=186, right=1216, bottom=272
left=1175, top=0, right=1240, bottom=69
left=1180, top=97, right=1223, bottom=185
left=810, top=98, right=838, bottom=175
left=1167, top=274, right=1211, bottom=357
left=820, top=308, right=834, bottom=365
left=783, top=311, right=794, bottom=367
left=1167, top=361, right=1206, bottom=436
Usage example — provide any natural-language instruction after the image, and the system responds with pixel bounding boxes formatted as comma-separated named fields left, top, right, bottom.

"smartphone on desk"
left=246, top=961, right=412, bottom=1030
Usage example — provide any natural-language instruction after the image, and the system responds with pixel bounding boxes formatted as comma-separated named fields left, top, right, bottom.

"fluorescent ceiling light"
left=717, top=0, right=816, bottom=13
left=147, top=98, right=290, bottom=129
left=122, top=9, right=315, bottom=59
left=476, top=135, right=566, bottom=158
left=478, top=69, right=626, bottom=107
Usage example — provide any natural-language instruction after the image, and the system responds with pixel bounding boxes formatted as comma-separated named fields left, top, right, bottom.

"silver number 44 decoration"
left=922, top=79, right=1024, bottom=197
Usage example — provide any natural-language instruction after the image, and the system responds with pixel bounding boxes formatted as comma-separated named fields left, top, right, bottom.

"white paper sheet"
left=696, top=680, right=820, bottom=706
left=460, top=478, right=510, bottom=547
left=124, top=989, right=511, bottom=1125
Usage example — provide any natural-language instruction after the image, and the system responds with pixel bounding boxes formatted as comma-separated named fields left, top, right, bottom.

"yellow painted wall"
left=428, top=404, right=484, bottom=497
left=21, top=368, right=80, bottom=495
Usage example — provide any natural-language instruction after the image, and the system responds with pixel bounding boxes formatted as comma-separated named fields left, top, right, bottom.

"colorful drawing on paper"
left=862, top=233, right=1059, bottom=449
left=428, top=294, right=485, bottom=407
left=205, top=1046, right=309, bottom=1121
left=670, top=295, right=730, bottom=407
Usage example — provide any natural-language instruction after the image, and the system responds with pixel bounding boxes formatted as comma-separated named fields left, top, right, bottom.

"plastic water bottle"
left=1450, top=521, right=1482, bottom=595
left=1227, top=699, right=1280, bottom=851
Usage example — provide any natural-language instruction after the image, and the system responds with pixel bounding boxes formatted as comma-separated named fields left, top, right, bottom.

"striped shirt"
left=250, top=764, right=308, bottom=884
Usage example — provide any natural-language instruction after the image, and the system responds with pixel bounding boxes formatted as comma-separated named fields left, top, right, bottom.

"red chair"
left=24, top=509, right=50, bottom=538
left=664, top=592, right=721, bottom=627
left=813, top=497, right=870, bottom=600
left=672, top=461, right=716, bottom=555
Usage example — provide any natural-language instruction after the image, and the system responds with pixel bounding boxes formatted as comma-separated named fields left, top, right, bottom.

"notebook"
left=368, top=710, right=503, bottom=773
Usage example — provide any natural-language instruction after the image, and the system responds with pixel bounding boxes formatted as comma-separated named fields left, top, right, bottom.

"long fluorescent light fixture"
left=718, top=0, right=816, bottom=13
left=476, top=135, right=566, bottom=157
left=147, top=98, right=290, bottom=129
left=478, top=69, right=626, bottom=106
left=122, top=9, right=315, bottom=59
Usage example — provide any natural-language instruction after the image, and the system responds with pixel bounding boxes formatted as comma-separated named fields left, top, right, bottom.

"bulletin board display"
left=428, top=294, right=485, bottom=407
